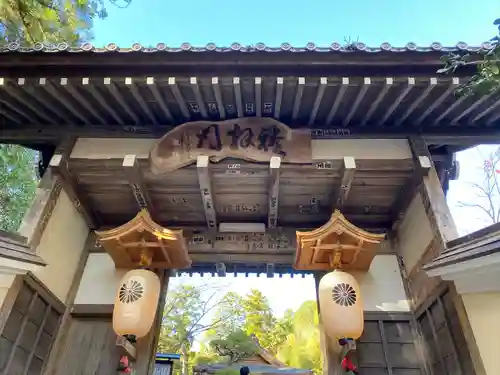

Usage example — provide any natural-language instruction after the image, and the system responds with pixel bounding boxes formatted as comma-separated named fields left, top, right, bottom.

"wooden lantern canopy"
left=294, top=210, right=385, bottom=271
left=95, top=209, right=191, bottom=269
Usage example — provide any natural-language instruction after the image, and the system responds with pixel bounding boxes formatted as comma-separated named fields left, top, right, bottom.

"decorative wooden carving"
left=294, top=210, right=385, bottom=271
left=95, top=209, right=191, bottom=269
left=149, top=118, right=312, bottom=175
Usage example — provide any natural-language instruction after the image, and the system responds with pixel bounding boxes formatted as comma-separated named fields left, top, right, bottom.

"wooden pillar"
left=408, top=137, right=487, bottom=375
left=314, top=272, right=341, bottom=375
left=134, top=269, right=170, bottom=375
left=408, top=136, right=459, bottom=248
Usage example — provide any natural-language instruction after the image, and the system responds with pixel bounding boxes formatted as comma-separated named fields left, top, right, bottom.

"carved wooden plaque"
left=150, top=118, right=312, bottom=175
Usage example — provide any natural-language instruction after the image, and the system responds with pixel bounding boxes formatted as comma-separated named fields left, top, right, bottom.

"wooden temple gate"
left=0, top=42, right=498, bottom=375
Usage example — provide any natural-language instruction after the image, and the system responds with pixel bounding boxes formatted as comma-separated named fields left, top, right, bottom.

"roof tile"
left=0, top=41, right=494, bottom=54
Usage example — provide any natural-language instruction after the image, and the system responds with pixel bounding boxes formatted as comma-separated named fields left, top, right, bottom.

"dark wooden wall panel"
left=0, top=280, right=62, bottom=375
left=416, top=288, right=476, bottom=375
left=358, top=313, right=424, bottom=375
left=51, top=318, right=120, bottom=375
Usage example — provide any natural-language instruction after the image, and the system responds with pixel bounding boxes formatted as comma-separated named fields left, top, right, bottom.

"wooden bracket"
left=123, top=154, right=155, bottom=217
left=116, top=335, right=137, bottom=360
left=196, top=155, right=217, bottom=231
left=49, top=153, right=97, bottom=229
left=267, top=156, right=281, bottom=229
left=334, top=157, right=356, bottom=210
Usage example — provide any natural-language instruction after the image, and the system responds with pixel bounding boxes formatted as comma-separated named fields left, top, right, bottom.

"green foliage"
left=158, top=284, right=235, bottom=375
left=0, top=144, right=38, bottom=232
left=0, top=0, right=130, bottom=46
left=439, top=20, right=500, bottom=96
left=210, top=330, right=258, bottom=364
left=276, top=301, right=322, bottom=375
left=159, top=284, right=322, bottom=375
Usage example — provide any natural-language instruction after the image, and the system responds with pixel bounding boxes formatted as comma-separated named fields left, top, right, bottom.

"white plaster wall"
left=31, top=191, right=89, bottom=303
left=461, top=292, right=500, bottom=375
left=0, top=274, right=16, bottom=308
left=353, top=255, right=410, bottom=312
left=397, top=194, right=434, bottom=273
left=75, top=254, right=409, bottom=311
left=71, top=138, right=155, bottom=159
left=312, top=139, right=412, bottom=160
left=71, top=138, right=413, bottom=162
left=74, top=253, right=126, bottom=305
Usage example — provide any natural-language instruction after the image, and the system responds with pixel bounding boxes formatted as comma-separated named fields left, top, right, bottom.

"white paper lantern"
left=318, top=270, right=364, bottom=340
left=113, top=269, right=161, bottom=338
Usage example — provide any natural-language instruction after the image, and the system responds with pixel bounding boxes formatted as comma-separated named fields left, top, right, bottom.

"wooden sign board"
left=150, top=118, right=312, bottom=175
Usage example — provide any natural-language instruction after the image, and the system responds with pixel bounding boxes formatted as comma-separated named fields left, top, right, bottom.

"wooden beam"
left=122, top=154, right=155, bottom=216
left=334, top=156, right=356, bottom=209
left=308, top=77, right=327, bottom=125
left=146, top=77, right=174, bottom=123
left=196, top=155, right=217, bottom=230
left=360, top=77, right=393, bottom=126
left=254, top=77, right=262, bottom=117
left=326, top=77, right=349, bottom=124
left=233, top=77, right=243, bottom=118
left=49, top=151, right=98, bottom=229
left=2, top=125, right=499, bottom=145
left=125, top=77, right=158, bottom=124
left=190, top=253, right=294, bottom=264
left=267, top=156, right=281, bottom=229
left=211, top=77, right=226, bottom=119
left=274, top=77, right=284, bottom=119
left=291, top=77, right=305, bottom=120
left=190, top=77, right=208, bottom=119
left=344, top=77, right=370, bottom=126
left=390, top=176, right=419, bottom=230
left=103, top=77, right=139, bottom=124
left=408, top=136, right=459, bottom=248
left=168, top=77, right=190, bottom=119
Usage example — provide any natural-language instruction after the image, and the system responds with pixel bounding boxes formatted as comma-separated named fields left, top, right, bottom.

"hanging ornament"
left=318, top=270, right=364, bottom=341
left=112, top=268, right=160, bottom=338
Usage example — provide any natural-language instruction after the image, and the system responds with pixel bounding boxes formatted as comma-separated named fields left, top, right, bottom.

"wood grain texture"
left=149, top=118, right=312, bottom=175
left=50, top=318, right=120, bottom=375
left=68, top=157, right=413, bottom=231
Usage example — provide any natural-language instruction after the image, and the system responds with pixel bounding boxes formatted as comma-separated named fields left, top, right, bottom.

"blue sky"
left=93, top=0, right=499, bottom=47
left=91, top=0, right=500, bottom=340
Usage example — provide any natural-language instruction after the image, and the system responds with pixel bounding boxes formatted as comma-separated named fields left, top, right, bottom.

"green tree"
left=207, top=289, right=291, bottom=355
left=158, top=284, right=233, bottom=375
left=240, top=290, right=277, bottom=350
left=439, top=19, right=500, bottom=96
left=276, top=301, right=322, bottom=375
left=0, top=0, right=129, bottom=46
left=0, top=144, right=38, bottom=232
left=210, top=330, right=258, bottom=364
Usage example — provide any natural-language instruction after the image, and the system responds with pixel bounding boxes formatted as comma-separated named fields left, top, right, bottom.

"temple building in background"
left=0, top=41, right=499, bottom=375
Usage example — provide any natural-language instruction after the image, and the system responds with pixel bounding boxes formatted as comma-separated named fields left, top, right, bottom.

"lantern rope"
left=339, top=338, right=358, bottom=375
